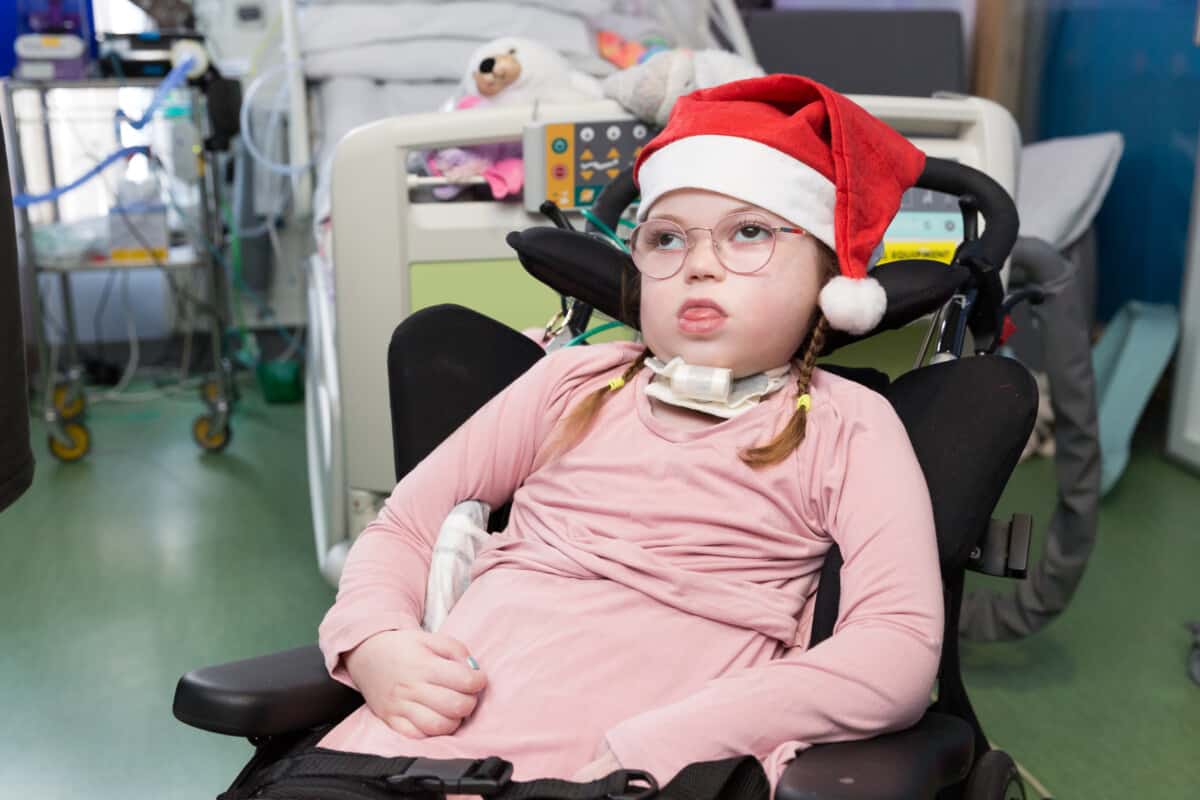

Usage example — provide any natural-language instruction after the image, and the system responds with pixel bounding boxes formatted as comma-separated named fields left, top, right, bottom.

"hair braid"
left=546, top=348, right=651, bottom=460
left=739, top=315, right=828, bottom=469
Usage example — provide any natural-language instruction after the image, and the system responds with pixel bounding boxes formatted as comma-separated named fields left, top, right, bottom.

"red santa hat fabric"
left=633, top=74, right=926, bottom=335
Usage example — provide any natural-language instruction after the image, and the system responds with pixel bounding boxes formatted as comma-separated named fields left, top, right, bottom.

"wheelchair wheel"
left=965, top=750, right=1025, bottom=800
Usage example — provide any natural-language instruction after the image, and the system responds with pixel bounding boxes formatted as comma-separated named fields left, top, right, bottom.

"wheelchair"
left=175, top=158, right=1038, bottom=800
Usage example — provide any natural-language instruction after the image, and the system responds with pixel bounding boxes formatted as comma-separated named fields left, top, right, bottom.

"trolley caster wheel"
left=52, top=381, right=86, bottom=420
left=48, top=421, right=91, bottom=462
left=192, top=415, right=232, bottom=453
left=964, top=751, right=1025, bottom=800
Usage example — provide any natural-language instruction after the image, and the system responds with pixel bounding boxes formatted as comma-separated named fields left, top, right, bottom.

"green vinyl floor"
left=2, top=325, right=1198, bottom=799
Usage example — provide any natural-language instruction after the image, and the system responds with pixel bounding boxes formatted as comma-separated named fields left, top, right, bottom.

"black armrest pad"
left=775, top=713, right=973, bottom=800
left=173, top=644, right=363, bottom=737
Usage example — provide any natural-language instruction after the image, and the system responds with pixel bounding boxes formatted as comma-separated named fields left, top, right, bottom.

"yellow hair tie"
left=795, top=393, right=812, bottom=412
left=608, top=377, right=626, bottom=392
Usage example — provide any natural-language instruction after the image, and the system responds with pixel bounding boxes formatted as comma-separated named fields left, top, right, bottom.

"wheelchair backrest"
left=387, top=304, right=1036, bottom=581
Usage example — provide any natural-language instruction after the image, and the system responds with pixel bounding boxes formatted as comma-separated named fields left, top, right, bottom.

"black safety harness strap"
left=222, top=745, right=766, bottom=800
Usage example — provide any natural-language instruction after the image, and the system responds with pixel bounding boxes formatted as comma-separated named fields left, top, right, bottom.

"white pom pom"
left=819, top=275, right=887, bottom=335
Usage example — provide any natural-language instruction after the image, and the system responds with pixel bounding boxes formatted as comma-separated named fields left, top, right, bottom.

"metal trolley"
left=2, top=77, right=235, bottom=461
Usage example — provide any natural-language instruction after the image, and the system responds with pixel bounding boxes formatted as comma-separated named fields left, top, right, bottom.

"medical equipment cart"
left=2, top=77, right=234, bottom=461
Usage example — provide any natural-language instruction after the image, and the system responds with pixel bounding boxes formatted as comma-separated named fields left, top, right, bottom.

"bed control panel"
left=524, top=119, right=657, bottom=213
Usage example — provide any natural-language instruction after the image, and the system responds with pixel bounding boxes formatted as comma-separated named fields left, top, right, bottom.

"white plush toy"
left=447, top=36, right=603, bottom=109
left=603, top=49, right=764, bottom=126
left=428, top=37, right=603, bottom=199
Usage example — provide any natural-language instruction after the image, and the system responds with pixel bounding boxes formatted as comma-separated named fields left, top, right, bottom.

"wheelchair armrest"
left=775, top=713, right=973, bottom=800
left=173, top=644, right=363, bottom=738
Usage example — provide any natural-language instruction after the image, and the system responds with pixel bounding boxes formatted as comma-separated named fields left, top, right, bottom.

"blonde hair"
left=550, top=243, right=840, bottom=469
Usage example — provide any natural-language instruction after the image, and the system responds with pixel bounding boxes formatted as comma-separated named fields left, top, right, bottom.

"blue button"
left=551, top=137, right=568, bottom=154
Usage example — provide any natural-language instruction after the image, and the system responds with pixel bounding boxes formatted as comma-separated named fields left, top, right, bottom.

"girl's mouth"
left=678, top=306, right=727, bottom=335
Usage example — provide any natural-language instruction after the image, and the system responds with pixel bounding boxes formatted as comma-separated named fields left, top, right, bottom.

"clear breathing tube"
left=239, top=59, right=313, bottom=177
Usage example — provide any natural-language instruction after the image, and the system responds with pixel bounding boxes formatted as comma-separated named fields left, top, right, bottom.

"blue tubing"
left=114, top=56, right=197, bottom=131
left=14, top=146, right=150, bottom=207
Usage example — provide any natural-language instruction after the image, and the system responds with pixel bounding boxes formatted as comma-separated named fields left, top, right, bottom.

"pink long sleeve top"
left=317, top=341, right=944, bottom=789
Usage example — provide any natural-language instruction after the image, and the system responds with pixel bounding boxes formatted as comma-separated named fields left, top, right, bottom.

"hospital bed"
left=309, top=92, right=1021, bottom=585
left=295, top=0, right=761, bottom=584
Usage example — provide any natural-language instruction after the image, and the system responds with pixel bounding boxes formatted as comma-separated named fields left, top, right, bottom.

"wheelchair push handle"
left=916, top=157, right=1018, bottom=277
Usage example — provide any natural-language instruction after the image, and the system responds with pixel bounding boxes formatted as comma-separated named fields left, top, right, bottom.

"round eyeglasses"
left=628, top=214, right=807, bottom=280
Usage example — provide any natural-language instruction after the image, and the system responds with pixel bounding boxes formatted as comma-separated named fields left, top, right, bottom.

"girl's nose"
left=681, top=236, right=724, bottom=283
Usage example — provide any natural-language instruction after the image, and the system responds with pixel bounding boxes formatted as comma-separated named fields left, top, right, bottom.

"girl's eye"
left=654, top=231, right=686, bottom=250
left=733, top=224, right=772, bottom=243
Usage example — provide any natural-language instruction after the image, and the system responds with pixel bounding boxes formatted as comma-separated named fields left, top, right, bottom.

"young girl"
left=317, top=75, right=944, bottom=791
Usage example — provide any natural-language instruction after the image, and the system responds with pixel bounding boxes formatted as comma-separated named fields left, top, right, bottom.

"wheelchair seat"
left=174, top=158, right=1036, bottom=800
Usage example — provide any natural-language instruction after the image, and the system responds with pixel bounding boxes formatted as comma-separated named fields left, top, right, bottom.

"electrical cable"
left=153, top=157, right=305, bottom=357
left=566, top=320, right=627, bottom=347
left=91, top=270, right=118, bottom=364
left=580, top=207, right=629, bottom=252
left=106, top=272, right=140, bottom=396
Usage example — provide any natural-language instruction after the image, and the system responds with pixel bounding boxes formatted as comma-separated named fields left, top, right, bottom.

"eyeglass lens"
left=630, top=216, right=780, bottom=278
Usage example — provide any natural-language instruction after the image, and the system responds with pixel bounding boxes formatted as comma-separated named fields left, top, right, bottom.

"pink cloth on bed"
left=317, top=341, right=943, bottom=789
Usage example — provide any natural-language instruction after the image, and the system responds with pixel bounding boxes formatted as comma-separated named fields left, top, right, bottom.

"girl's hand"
left=571, top=744, right=622, bottom=782
left=343, top=629, right=487, bottom=738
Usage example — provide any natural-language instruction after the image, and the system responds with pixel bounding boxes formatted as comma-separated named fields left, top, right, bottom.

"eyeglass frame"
left=626, top=214, right=809, bottom=281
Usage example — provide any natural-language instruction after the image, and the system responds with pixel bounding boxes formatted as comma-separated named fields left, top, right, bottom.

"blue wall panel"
left=1038, top=1, right=1200, bottom=320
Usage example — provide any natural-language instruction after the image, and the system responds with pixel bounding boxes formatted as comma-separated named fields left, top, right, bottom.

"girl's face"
left=637, top=189, right=824, bottom=377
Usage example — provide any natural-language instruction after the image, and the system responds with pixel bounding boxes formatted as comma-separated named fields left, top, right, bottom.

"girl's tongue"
left=679, top=307, right=727, bottom=334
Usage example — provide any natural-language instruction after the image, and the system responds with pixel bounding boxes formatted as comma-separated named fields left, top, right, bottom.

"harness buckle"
left=385, top=756, right=514, bottom=796
left=605, top=770, right=659, bottom=800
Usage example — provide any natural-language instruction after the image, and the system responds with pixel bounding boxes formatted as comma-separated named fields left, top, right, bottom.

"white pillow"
left=1017, top=132, right=1124, bottom=250
left=303, top=39, right=480, bottom=82
left=299, top=2, right=594, bottom=58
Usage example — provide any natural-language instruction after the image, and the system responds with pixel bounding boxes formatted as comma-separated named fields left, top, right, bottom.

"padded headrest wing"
left=506, top=228, right=639, bottom=327
left=507, top=227, right=971, bottom=355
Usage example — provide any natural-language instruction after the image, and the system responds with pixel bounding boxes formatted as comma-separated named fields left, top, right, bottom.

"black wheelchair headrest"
left=506, top=227, right=970, bottom=355
left=507, top=157, right=1017, bottom=355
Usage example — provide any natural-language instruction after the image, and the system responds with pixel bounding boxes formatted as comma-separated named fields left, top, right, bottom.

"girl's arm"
left=318, top=345, right=626, bottom=687
left=602, top=396, right=944, bottom=788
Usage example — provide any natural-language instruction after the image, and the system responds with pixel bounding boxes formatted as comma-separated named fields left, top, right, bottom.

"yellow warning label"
left=545, top=123, right=575, bottom=208
left=110, top=248, right=169, bottom=263
left=878, top=240, right=957, bottom=265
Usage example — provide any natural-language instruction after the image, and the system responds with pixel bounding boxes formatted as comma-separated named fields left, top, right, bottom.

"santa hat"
left=633, top=74, right=926, bottom=335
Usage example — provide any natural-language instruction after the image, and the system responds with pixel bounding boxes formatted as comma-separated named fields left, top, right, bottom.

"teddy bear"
left=427, top=37, right=603, bottom=200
